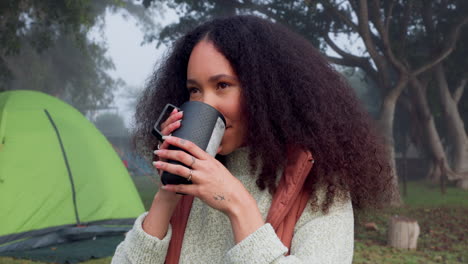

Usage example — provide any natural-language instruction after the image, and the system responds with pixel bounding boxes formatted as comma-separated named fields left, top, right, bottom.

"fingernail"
left=154, top=150, right=160, bottom=155
left=177, top=120, right=182, bottom=123
left=162, top=135, right=170, bottom=140
left=152, top=161, right=161, bottom=168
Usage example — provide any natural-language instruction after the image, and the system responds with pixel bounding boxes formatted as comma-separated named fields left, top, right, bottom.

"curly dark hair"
left=134, top=15, right=395, bottom=213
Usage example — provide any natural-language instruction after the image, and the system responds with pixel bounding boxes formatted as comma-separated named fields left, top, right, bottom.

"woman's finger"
left=162, top=136, right=209, bottom=160
left=159, top=140, right=169, bottom=150
left=160, top=119, right=182, bottom=136
left=162, top=184, right=198, bottom=196
left=160, top=108, right=177, bottom=128
left=153, top=161, right=195, bottom=182
left=160, top=110, right=183, bottom=132
left=154, top=149, right=199, bottom=169
left=159, top=109, right=175, bottom=130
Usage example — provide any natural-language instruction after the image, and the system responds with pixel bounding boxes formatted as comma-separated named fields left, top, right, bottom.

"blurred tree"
left=341, top=67, right=380, bottom=117
left=94, top=112, right=128, bottom=137
left=0, top=1, right=95, bottom=58
left=143, top=0, right=468, bottom=191
left=387, top=1, right=468, bottom=188
left=119, top=84, right=145, bottom=114
left=0, top=0, right=157, bottom=113
left=414, top=3, right=468, bottom=188
left=0, top=0, right=99, bottom=90
left=93, top=112, right=129, bottom=160
left=3, top=31, right=118, bottom=113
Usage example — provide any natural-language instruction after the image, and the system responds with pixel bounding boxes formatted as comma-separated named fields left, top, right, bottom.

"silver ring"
left=157, top=143, right=161, bottom=150
left=190, top=156, right=196, bottom=167
left=187, top=169, right=193, bottom=182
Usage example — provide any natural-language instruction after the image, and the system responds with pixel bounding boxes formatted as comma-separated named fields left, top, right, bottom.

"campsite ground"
left=1, top=179, right=467, bottom=264
left=352, top=182, right=468, bottom=264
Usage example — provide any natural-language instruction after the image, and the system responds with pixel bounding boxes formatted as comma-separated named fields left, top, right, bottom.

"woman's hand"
left=153, top=136, right=252, bottom=216
left=154, top=135, right=265, bottom=243
left=142, top=109, right=183, bottom=239
left=153, top=108, right=184, bottom=199
left=157, top=108, right=183, bottom=151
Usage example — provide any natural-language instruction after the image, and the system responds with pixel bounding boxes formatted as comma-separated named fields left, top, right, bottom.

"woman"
left=112, top=15, right=394, bottom=263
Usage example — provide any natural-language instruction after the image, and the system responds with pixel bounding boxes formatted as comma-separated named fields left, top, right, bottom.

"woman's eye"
left=188, top=87, right=199, bottom=94
left=217, top=82, right=230, bottom=89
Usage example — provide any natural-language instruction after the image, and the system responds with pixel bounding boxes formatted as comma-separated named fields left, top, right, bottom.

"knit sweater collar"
left=224, top=146, right=283, bottom=186
left=225, top=146, right=252, bottom=176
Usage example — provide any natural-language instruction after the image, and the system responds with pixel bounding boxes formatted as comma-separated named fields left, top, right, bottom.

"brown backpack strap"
left=271, top=190, right=310, bottom=253
left=165, top=148, right=313, bottom=262
left=165, top=195, right=194, bottom=264
left=266, top=147, right=314, bottom=252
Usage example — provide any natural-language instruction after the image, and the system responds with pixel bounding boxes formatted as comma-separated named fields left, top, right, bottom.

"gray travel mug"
left=152, top=101, right=226, bottom=185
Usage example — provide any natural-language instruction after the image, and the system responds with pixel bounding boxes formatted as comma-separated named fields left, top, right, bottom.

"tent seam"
left=44, top=109, right=81, bottom=225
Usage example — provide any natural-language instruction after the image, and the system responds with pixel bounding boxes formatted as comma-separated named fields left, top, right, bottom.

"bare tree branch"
left=323, top=33, right=363, bottom=61
left=368, top=0, right=407, bottom=74
left=321, top=1, right=359, bottom=32
left=355, top=0, right=390, bottom=83
left=413, top=16, right=468, bottom=76
left=397, top=0, right=412, bottom=44
left=453, top=78, right=467, bottom=104
left=326, top=56, right=354, bottom=66
left=387, top=73, right=409, bottom=102
left=384, top=0, right=395, bottom=35
left=320, top=1, right=386, bottom=54
left=237, top=0, right=281, bottom=21
left=324, top=33, right=379, bottom=82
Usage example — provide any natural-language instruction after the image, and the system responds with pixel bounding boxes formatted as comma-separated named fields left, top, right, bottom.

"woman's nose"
left=201, top=94, right=220, bottom=112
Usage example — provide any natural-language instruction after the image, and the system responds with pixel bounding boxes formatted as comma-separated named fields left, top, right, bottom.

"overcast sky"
left=104, top=13, right=160, bottom=87
left=98, top=7, right=176, bottom=126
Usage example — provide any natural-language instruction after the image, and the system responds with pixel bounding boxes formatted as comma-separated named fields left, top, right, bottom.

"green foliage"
left=0, top=0, right=116, bottom=112
left=3, top=33, right=118, bottom=113
left=143, top=0, right=324, bottom=49
left=0, top=0, right=156, bottom=113
left=0, top=0, right=95, bottom=93
left=0, top=0, right=94, bottom=56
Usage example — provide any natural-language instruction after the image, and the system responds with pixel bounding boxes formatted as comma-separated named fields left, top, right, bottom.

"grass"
left=353, top=181, right=468, bottom=264
left=399, top=181, right=468, bottom=207
left=1, top=180, right=467, bottom=264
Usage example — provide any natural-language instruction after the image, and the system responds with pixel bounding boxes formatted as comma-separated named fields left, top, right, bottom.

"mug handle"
left=152, top=103, right=181, bottom=142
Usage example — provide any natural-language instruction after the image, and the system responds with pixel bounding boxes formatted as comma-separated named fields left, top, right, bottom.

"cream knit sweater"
left=112, top=148, right=354, bottom=263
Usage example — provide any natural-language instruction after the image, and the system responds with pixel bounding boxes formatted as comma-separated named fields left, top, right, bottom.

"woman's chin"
left=218, top=148, right=230, bottom=156
left=217, top=144, right=234, bottom=156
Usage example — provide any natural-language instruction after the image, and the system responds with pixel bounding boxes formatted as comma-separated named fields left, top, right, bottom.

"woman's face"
left=186, top=40, right=246, bottom=155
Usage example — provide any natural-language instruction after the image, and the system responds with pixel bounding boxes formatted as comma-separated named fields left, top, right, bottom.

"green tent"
left=0, top=90, right=145, bottom=252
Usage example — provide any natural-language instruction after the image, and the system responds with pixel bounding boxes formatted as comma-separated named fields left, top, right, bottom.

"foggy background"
left=1, top=1, right=467, bottom=263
